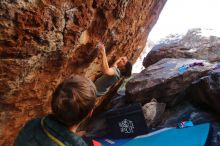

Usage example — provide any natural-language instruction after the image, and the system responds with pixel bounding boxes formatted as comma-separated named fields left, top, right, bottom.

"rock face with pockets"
left=0, top=0, right=166, bottom=145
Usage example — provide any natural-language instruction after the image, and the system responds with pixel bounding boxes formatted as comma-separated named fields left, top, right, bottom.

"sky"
left=149, top=0, right=220, bottom=43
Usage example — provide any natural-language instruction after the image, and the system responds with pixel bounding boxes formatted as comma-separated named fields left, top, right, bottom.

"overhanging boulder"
left=0, top=0, right=167, bottom=144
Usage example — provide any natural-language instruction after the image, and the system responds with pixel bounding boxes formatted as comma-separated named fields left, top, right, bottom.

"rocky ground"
left=87, top=29, right=220, bottom=146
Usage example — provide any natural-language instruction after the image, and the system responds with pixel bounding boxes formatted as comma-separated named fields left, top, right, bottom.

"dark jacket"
left=14, top=115, right=88, bottom=146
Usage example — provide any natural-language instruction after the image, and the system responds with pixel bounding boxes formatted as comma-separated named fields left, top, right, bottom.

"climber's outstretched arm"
left=98, top=43, right=116, bottom=76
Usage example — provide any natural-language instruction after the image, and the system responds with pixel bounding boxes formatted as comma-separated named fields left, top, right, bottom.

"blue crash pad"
left=96, top=123, right=210, bottom=146
left=124, top=123, right=210, bottom=146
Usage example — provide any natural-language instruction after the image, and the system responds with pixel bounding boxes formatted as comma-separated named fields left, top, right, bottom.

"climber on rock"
left=14, top=75, right=97, bottom=146
left=95, top=42, right=132, bottom=97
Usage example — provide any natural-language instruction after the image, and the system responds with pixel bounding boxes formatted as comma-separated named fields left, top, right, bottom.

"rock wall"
left=0, top=0, right=166, bottom=145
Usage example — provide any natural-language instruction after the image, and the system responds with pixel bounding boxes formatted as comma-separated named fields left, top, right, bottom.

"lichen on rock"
left=0, top=0, right=166, bottom=145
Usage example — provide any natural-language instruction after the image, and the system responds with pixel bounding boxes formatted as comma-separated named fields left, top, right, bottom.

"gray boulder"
left=143, top=28, right=220, bottom=68
left=126, top=58, right=213, bottom=106
left=188, top=69, right=220, bottom=113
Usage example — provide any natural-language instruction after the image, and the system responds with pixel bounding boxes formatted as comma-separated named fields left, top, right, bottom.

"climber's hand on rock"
left=97, top=42, right=106, bottom=56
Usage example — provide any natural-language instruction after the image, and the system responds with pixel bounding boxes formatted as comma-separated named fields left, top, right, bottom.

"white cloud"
left=149, top=0, right=220, bottom=42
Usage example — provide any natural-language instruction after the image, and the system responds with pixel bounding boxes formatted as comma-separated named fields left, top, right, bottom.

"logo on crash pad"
left=119, top=119, right=134, bottom=133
